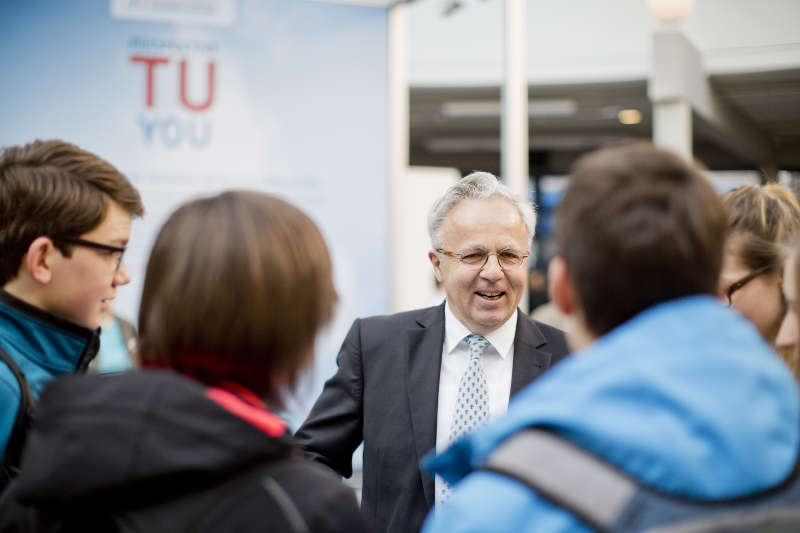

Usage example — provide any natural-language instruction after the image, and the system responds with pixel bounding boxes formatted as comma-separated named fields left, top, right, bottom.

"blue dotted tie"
left=442, top=334, right=490, bottom=501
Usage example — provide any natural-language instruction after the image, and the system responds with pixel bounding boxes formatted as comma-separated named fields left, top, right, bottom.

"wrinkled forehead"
left=444, top=197, right=527, bottom=230
left=441, top=198, right=530, bottom=248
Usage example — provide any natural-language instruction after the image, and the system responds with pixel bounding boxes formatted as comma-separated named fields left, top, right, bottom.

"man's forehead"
left=446, top=198, right=523, bottom=223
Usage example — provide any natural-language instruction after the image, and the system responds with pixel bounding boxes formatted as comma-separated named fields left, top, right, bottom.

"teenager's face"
left=45, top=201, right=132, bottom=329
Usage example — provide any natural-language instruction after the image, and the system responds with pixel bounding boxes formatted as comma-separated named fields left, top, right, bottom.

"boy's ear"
left=24, top=236, right=58, bottom=285
left=548, top=255, right=576, bottom=316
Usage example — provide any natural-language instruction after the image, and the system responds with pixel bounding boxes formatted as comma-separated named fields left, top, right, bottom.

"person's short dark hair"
left=137, top=191, right=337, bottom=407
left=556, top=142, right=726, bottom=337
left=0, top=139, right=144, bottom=285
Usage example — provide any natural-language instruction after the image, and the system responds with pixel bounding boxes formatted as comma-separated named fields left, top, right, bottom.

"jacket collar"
left=0, top=289, right=99, bottom=373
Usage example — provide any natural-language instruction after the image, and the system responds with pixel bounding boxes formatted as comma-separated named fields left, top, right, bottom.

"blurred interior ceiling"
left=409, top=67, right=800, bottom=177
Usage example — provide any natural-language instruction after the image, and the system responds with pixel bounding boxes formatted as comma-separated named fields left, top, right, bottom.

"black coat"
left=0, top=370, right=370, bottom=533
left=295, top=304, right=569, bottom=533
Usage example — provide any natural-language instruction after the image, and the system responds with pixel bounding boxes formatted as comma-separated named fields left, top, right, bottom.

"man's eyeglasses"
left=724, top=266, right=769, bottom=307
left=59, top=236, right=126, bottom=271
left=436, top=248, right=530, bottom=270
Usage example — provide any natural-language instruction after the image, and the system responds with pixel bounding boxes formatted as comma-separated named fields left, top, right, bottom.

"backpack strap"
left=0, top=346, right=36, bottom=485
left=111, top=457, right=312, bottom=533
left=481, top=427, right=800, bottom=533
left=481, top=428, right=637, bottom=533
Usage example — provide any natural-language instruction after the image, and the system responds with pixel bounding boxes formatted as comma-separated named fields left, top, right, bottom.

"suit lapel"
left=510, top=310, right=554, bottom=396
left=405, top=304, right=445, bottom=509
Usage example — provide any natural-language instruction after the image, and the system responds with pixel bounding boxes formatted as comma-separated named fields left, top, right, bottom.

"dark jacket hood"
left=14, top=370, right=294, bottom=510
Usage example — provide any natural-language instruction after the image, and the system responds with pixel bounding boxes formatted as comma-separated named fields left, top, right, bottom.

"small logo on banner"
left=111, top=0, right=236, bottom=27
left=129, top=37, right=218, bottom=149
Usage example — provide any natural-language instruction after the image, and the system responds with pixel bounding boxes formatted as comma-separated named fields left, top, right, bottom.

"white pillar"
left=649, top=29, right=774, bottom=168
left=652, top=98, right=692, bottom=161
left=388, top=2, right=409, bottom=313
left=502, top=0, right=529, bottom=311
left=501, top=0, right=529, bottom=196
left=649, top=30, right=693, bottom=162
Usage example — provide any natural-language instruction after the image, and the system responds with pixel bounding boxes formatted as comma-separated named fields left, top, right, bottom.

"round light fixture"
left=618, top=109, right=642, bottom=125
left=645, top=0, right=694, bottom=23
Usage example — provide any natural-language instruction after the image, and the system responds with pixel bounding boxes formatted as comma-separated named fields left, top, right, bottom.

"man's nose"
left=480, top=253, right=504, bottom=280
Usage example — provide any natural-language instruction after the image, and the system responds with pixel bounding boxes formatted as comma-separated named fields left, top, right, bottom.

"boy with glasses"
left=0, top=139, right=143, bottom=486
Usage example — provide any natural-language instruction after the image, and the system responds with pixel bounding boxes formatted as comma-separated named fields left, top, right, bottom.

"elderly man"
left=0, top=140, right=143, bottom=486
left=422, top=144, right=800, bottom=532
left=295, top=172, right=569, bottom=533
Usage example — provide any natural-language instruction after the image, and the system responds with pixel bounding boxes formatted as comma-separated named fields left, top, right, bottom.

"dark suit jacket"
left=294, top=304, right=569, bottom=533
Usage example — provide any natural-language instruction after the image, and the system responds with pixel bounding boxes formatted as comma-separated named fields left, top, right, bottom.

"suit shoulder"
left=527, top=316, right=565, bottom=341
left=521, top=314, right=569, bottom=357
left=359, top=305, right=442, bottom=329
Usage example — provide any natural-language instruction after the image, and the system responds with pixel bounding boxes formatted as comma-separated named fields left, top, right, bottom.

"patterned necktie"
left=442, top=334, right=490, bottom=502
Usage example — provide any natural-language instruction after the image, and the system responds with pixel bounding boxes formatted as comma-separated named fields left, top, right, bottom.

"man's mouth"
left=476, top=291, right=504, bottom=301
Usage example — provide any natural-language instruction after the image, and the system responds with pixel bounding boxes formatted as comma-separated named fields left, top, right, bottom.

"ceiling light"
left=440, top=98, right=577, bottom=118
left=618, top=109, right=642, bottom=125
left=424, top=137, right=500, bottom=153
left=441, top=100, right=500, bottom=118
left=645, top=0, right=694, bottom=23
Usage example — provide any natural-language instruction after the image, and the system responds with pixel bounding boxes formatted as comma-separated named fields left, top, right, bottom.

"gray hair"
left=427, top=171, right=536, bottom=249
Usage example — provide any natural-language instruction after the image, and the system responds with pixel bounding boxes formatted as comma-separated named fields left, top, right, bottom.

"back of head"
left=556, top=143, right=726, bottom=336
left=722, top=184, right=800, bottom=274
left=137, top=191, right=337, bottom=406
left=0, top=139, right=144, bottom=286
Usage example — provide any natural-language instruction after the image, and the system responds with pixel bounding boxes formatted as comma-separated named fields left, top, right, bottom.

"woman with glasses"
left=0, top=191, right=369, bottom=532
left=718, top=184, right=800, bottom=350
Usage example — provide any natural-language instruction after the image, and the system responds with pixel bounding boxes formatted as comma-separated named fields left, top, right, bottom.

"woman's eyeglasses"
left=724, top=266, right=770, bottom=307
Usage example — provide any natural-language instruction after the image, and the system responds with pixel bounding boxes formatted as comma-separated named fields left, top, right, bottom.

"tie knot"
left=465, top=334, right=489, bottom=358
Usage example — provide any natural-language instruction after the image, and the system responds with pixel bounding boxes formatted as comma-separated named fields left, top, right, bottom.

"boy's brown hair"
left=556, top=143, right=726, bottom=337
left=0, top=139, right=144, bottom=286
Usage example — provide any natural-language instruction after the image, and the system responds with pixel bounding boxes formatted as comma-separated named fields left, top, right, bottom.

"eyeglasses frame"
left=57, top=236, right=127, bottom=271
left=725, top=265, right=771, bottom=307
left=436, top=247, right=530, bottom=270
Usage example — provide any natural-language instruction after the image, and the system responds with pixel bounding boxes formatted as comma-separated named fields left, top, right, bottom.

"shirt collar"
left=444, top=300, right=517, bottom=359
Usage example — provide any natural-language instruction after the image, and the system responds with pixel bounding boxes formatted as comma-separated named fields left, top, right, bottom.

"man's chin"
left=469, top=311, right=514, bottom=334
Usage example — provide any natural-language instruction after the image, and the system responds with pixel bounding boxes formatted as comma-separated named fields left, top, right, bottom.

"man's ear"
left=548, top=255, right=575, bottom=316
left=428, top=250, right=443, bottom=283
left=24, top=236, right=58, bottom=285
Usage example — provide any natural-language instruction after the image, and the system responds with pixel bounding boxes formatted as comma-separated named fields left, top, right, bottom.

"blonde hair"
left=722, top=184, right=800, bottom=274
